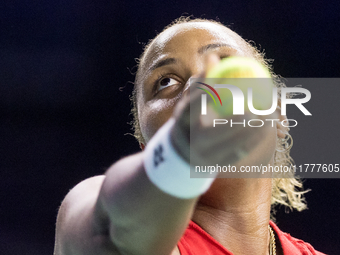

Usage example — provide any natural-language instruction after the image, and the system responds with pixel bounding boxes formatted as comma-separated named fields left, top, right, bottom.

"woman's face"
left=136, top=22, right=257, bottom=143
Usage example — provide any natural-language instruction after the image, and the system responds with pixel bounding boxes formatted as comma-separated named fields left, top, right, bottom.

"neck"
left=193, top=178, right=272, bottom=255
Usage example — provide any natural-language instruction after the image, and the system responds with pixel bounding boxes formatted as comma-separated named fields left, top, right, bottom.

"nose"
left=182, top=75, right=199, bottom=98
left=183, top=79, right=191, bottom=94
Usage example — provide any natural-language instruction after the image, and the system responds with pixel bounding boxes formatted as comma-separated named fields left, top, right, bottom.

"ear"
left=140, top=143, right=145, bottom=151
left=276, top=102, right=290, bottom=139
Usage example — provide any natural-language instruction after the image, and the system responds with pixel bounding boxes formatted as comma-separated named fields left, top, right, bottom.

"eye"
left=219, top=55, right=230, bottom=60
left=157, top=76, right=180, bottom=92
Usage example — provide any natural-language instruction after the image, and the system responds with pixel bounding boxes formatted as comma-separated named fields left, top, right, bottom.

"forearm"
left=98, top=152, right=197, bottom=255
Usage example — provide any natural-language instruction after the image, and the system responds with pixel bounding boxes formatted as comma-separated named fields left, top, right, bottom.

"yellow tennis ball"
left=206, top=56, right=274, bottom=116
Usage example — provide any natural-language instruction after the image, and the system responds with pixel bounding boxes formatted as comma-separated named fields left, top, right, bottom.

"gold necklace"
left=268, top=225, right=276, bottom=255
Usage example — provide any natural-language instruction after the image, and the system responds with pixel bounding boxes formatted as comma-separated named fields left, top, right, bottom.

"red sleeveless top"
left=177, top=221, right=326, bottom=255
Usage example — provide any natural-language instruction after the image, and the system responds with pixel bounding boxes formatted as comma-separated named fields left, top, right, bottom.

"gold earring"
left=276, top=133, right=293, bottom=153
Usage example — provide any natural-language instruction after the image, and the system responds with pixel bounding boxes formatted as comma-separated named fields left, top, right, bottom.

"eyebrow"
left=148, top=43, right=235, bottom=72
left=198, top=43, right=235, bottom=54
left=149, top=58, right=178, bottom=72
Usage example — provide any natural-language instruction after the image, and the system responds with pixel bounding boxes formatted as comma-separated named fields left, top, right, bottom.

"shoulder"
left=57, top=176, right=106, bottom=224
left=270, top=221, right=327, bottom=255
left=54, top=175, right=120, bottom=255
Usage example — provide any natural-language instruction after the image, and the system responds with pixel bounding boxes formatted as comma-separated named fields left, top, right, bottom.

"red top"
left=178, top=220, right=326, bottom=255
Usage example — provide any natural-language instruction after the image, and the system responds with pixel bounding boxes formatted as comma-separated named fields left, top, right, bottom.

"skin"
left=137, top=22, right=286, bottom=255
left=54, top=21, right=287, bottom=255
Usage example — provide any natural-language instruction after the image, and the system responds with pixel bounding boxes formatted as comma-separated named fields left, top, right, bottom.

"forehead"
left=140, top=22, right=247, bottom=73
left=157, top=22, right=242, bottom=50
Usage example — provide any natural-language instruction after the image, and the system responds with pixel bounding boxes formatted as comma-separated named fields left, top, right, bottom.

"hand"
left=170, top=54, right=279, bottom=175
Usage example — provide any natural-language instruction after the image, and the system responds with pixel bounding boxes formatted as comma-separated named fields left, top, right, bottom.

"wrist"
left=143, top=118, right=216, bottom=199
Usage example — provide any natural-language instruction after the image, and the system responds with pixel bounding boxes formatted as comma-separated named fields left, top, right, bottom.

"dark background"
left=0, top=0, right=339, bottom=254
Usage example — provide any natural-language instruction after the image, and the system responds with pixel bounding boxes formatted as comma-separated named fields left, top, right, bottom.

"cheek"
left=241, top=125, right=278, bottom=168
left=139, top=98, right=179, bottom=143
left=263, top=127, right=279, bottom=164
left=271, top=128, right=278, bottom=151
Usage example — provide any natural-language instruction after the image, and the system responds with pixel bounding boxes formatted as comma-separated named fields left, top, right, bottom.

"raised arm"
left=54, top=146, right=199, bottom=255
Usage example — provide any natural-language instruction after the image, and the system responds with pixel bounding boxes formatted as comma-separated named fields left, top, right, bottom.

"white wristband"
left=143, top=118, right=216, bottom=199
